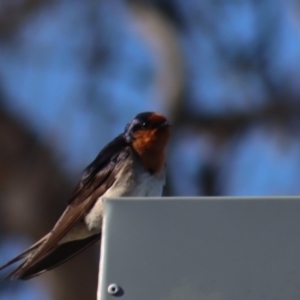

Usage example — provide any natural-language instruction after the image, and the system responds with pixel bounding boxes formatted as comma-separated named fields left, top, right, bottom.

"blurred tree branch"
left=0, top=107, right=98, bottom=299
left=0, top=0, right=50, bottom=39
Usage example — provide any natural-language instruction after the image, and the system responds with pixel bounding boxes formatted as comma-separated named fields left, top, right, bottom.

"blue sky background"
left=1, top=0, right=300, bottom=298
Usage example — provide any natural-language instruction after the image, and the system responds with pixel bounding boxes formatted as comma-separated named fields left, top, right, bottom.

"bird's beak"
left=159, top=121, right=172, bottom=128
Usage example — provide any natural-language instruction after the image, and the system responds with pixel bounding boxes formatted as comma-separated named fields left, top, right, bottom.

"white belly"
left=85, top=167, right=165, bottom=232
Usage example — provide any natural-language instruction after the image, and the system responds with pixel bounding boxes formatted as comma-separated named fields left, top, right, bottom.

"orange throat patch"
left=131, top=127, right=170, bottom=175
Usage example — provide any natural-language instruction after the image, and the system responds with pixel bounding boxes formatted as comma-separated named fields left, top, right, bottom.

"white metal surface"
left=98, top=197, right=300, bottom=300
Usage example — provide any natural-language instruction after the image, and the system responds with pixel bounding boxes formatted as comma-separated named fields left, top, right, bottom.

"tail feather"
left=4, top=234, right=100, bottom=280
left=0, top=236, right=47, bottom=271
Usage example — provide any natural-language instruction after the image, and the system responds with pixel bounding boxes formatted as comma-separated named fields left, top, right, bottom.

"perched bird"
left=0, top=112, right=171, bottom=280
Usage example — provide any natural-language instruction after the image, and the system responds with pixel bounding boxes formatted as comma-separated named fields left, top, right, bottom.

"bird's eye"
left=142, top=122, right=147, bottom=128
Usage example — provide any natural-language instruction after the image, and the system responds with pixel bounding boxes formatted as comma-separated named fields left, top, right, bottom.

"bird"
left=0, top=112, right=171, bottom=280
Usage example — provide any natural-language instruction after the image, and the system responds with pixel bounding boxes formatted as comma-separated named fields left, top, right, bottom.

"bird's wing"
left=4, top=234, right=100, bottom=280
left=0, top=134, right=130, bottom=279
left=0, top=235, right=49, bottom=272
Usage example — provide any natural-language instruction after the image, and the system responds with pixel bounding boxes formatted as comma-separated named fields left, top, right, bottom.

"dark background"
left=1, top=0, right=300, bottom=299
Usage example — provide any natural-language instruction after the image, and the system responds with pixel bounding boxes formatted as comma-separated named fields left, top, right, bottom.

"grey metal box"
left=97, top=197, right=300, bottom=300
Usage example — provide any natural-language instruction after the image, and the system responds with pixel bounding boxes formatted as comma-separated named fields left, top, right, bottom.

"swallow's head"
left=124, top=112, right=171, bottom=144
left=124, top=112, right=171, bottom=174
